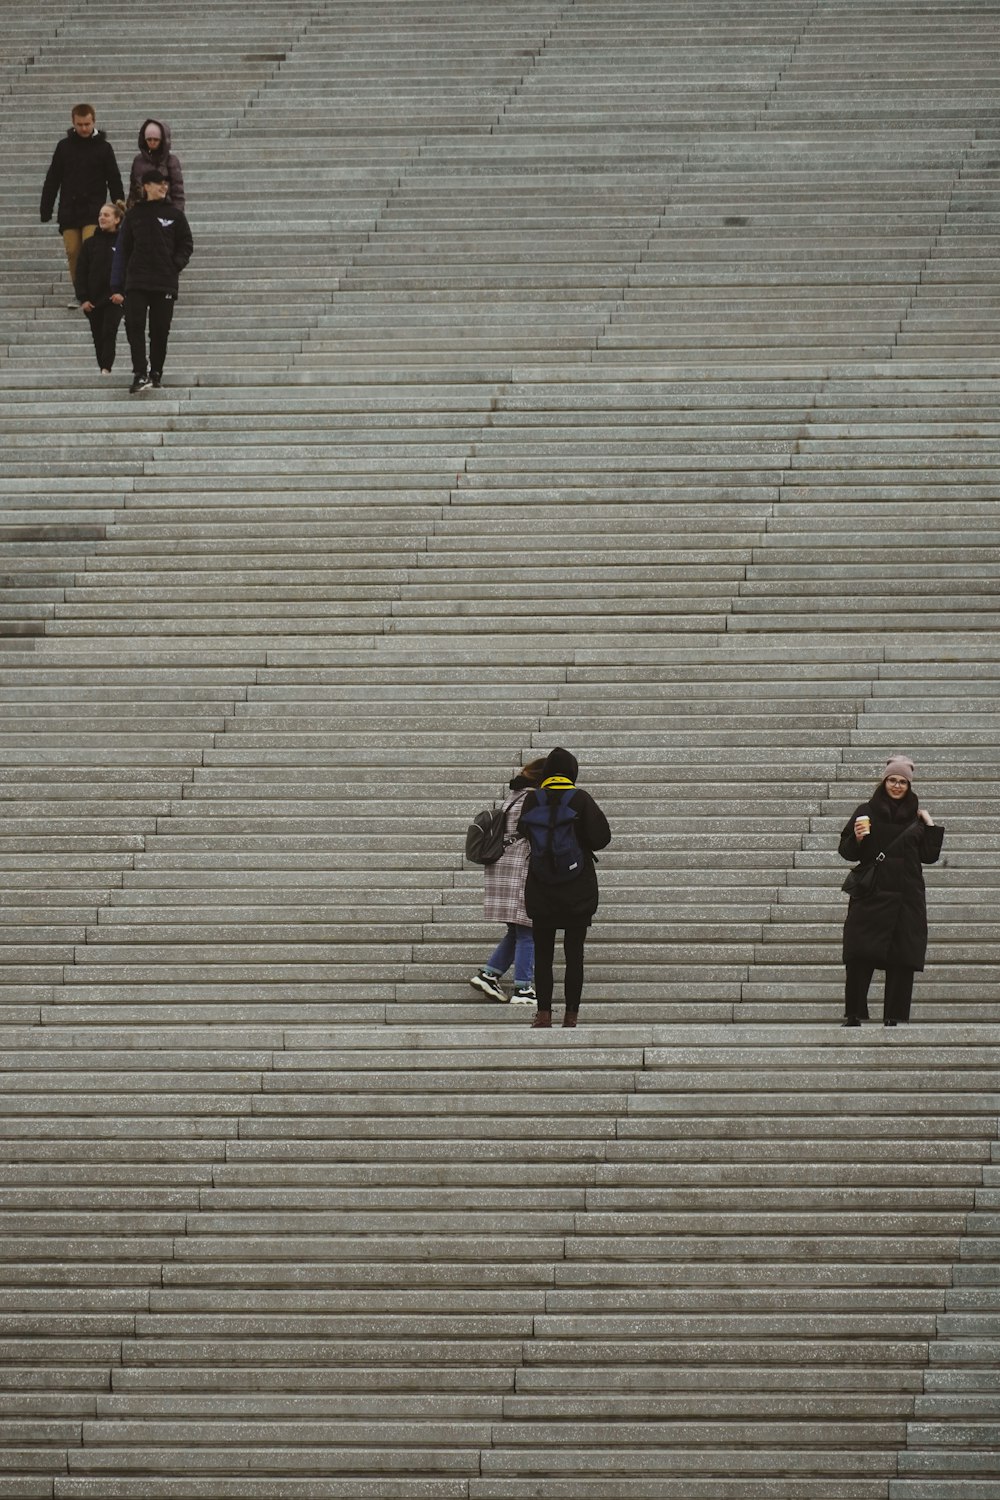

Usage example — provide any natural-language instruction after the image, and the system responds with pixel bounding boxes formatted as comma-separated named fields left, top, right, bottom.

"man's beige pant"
left=61, top=224, right=97, bottom=285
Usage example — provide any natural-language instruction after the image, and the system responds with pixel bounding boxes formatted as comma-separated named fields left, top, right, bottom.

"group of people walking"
left=471, top=752, right=943, bottom=1029
left=41, top=104, right=192, bottom=391
left=39, top=110, right=948, bottom=1030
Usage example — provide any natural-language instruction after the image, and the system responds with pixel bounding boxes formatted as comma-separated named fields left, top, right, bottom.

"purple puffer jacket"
left=129, top=118, right=185, bottom=209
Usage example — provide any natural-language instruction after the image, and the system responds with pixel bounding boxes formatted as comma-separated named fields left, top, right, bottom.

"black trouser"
left=844, top=961, right=915, bottom=1022
left=532, top=920, right=589, bottom=1015
left=85, top=303, right=123, bottom=370
left=124, top=290, right=175, bottom=377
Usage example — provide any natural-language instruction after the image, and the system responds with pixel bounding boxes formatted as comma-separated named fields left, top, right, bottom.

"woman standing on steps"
left=469, top=758, right=547, bottom=1005
left=838, top=755, right=944, bottom=1028
left=518, top=748, right=611, bottom=1030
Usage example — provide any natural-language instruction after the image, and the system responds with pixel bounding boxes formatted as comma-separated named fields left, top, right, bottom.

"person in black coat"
left=40, top=105, right=124, bottom=294
left=838, top=755, right=944, bottom=1027
left=110, top=168, right=194, bottom=393
left=74, top=200, right=125, bottom=373
left=517, top=748, right=611, bottom=1029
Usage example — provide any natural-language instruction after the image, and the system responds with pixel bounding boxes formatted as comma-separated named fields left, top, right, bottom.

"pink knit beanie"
left=883, top=755, right=915, bottom=784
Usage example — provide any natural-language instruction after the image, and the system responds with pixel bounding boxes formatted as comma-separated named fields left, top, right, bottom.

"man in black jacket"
left=40, top=104, right=124, bottom=301
left=111, top=168, right=194, bottom=393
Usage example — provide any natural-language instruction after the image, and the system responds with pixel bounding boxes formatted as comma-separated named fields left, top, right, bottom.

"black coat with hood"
left=518, top=749, right=612, bottom=926
left=129, top=119, right=185, bottom=209
left=40, top=129, right=124, bottom=229
left=839, top=783, right=944, bottom=971
left=111, top=198, right=194, bottom=297
left=73, top=226, right=119, bottom=306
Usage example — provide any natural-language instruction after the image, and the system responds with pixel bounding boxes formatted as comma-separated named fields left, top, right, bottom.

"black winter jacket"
left=519, top=783, right=612, bottom=926
left=111, top=199, right=193, bottom=297
left=839, top=786, right=944, bottom=971
left=73, top=227, right=118, bottom=306
left=40, top=130, right=124, bottom=229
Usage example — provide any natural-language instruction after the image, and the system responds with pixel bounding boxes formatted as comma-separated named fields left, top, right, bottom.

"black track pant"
left=85, top=304, right=123, bottom=370
left=844, top=961, right=915, bottom=1022
left=124, top=290, right=175, bottom=377
left=532, top=920, right=589, bottom=1014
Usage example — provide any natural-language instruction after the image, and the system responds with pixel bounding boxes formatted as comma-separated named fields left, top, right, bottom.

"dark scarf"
left=872, top=784, right=919, bottom=822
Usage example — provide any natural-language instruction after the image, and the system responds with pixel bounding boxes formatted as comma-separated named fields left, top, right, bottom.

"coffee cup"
left=855, top=815, right=871, bottom=837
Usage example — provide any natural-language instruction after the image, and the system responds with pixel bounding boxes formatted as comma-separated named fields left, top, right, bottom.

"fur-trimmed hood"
left=136, top=118, right=172, bottom=159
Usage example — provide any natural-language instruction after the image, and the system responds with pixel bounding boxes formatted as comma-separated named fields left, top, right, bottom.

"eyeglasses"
left=885, top=777, right=909, bottom=787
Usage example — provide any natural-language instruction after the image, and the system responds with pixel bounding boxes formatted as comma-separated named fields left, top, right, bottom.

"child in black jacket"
left=74, top=200, right=125, bottom=374
left=111, top=167, right=193, bottom=393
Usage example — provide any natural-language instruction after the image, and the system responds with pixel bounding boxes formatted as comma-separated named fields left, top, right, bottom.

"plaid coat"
left=483, top=789, right=531, bottom=926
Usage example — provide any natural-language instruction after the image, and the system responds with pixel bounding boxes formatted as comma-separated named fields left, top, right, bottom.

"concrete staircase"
left=0, top=1024, right=998, bottom=1498
left=1, top=0, right=999, bottom=1496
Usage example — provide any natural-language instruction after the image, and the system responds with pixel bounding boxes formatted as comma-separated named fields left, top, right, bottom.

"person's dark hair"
left=72, top=103, right=96, bottom=119
left=140, top=166, right=168, bottom=185
left=520, top=758, right=547, bottom=784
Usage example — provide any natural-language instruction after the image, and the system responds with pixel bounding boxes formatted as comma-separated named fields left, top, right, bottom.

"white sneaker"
left=470, top=970, right=507, bottom=1003
left=510, top=984, right=536, bottom=1005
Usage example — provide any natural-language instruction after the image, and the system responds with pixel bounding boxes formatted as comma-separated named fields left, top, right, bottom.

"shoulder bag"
left=842, top=819, right=917, bottom=898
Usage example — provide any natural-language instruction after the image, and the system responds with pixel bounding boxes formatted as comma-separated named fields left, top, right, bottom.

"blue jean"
left=485, top=923, right=534, bottom=986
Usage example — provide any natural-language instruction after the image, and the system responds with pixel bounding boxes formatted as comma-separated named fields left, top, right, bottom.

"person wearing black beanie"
left=517, top=749, right=611, bottom=1029
left=542, top=747, right=579, bottom=783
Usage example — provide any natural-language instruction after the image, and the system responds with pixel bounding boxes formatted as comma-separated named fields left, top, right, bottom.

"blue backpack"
left=521, top=788, right=586, bottom=885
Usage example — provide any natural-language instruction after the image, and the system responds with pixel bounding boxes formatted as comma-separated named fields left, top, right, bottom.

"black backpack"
left=521, top=787, right=587, bottom=884
left=465, top=800, right=514, bottom=866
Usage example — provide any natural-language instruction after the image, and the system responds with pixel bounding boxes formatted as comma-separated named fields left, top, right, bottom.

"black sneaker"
left=149, top=371, right=162, bottom=388
left=129, top=375, right=151, bottom=395
left=470, top=970, right=507, bottom=1003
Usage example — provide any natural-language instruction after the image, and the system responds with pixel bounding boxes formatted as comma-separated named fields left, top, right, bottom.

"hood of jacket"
left=137, top=118, right=172, bottom=159
left=542, top=747, right=580, bottom=783
left=65, top=127, right=109, bottom=145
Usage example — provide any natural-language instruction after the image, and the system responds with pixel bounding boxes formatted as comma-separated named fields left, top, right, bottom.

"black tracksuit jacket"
left=111, top=198, right=194, bottom=297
